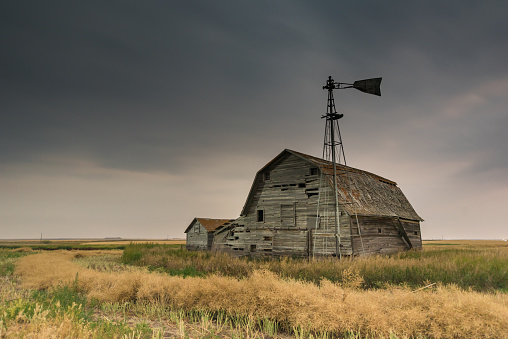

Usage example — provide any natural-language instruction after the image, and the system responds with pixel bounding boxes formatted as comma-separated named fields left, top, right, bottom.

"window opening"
left=264, top=172, right=270, bottom=181
left=257, top=210, right=264, bottom=222
left=298, top=183, right=306, bottom=188
left=310, top=168, right=318, bottom=175
left=378, top=228, right=382, bottom=234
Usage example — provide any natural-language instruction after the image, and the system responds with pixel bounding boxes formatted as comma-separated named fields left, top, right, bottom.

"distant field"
left=0, top=239, right=186, bottom=251
left=80, top=240, right=186, bottom=245
left=423, top=239, right=508, bottom=249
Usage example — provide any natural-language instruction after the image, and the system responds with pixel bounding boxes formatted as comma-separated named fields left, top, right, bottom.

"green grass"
left=0, top=244, right=126, bottom=251
left=0, top=249, right=31, bottom=277
left=1, top=284, right=153, bottom=338
left=121, top=243, right=508, bottom=292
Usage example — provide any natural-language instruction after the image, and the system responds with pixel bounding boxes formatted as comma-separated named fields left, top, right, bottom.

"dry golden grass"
left=1, top=304, right=97, bottom=338
left=80, top=240, right=186, bottom=245
left=10, top=247, right=34, bottom=253
left=15, top=251, right=508, bottom=338
left=423, top=240, right=508, bottom=249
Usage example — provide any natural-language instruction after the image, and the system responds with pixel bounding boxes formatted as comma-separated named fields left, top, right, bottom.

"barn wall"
left=401, top=219, right=422, bottom=249
left=186, top=221, right=209, bottom=251
left=215, top=151, right=420, bottom=258
left=310, top=211, right=352, bottom=256
left=237, top=153, right=320, bottom=257
left=235, top=154, right=352, bottom=257
left=350, top=216, right=421, bottom=255
left=242, top=153, right=321, bottom=228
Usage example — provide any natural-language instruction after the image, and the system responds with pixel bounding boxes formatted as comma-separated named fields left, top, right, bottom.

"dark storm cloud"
left=1, top=1, right=508, bottom=176
left=2, top=1, right=508, bottom=239
left=1, top=0, right=323, bottom=173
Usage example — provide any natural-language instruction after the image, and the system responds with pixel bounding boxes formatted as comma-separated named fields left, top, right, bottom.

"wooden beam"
left=396, top=217, right=413, bottom=249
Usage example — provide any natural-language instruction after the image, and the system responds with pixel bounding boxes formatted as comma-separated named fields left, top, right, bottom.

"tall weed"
left=120, top=243, right=508, bottom=292
left=14, top=251, right=508, bottom=338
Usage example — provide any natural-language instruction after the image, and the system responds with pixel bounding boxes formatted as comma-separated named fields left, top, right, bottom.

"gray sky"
left=1, top=1, right=507, bottom=239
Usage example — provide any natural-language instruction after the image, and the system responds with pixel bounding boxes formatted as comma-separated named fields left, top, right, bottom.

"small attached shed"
left=185, top=218, right=234, bottom=251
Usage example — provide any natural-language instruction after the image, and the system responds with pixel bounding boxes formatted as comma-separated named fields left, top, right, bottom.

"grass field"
left=1, top=240, right=507, bottom=338
left=0, top=239, right=185, bottom=251
left=121, top=240, right=508, bottom=292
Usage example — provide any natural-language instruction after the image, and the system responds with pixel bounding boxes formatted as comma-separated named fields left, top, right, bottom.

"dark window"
left=257, top=210, right=264, bottom=222
left=298, top=183, right=306, bottom=188
left=378, top=228, right=382, bottom=234
left=250, top=244, right=256, bottom=252
left=310, top=168, right=318, bottom=175
left=264, top=172, right=270, bottom=181
left=414, top=231, right=418, bottom=235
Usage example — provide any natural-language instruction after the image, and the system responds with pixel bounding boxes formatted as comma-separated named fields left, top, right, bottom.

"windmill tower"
left=313, top=76, right=382, bottom=258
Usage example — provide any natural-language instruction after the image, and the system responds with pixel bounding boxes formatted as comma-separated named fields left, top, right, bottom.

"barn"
left=212, top=149, right=423, bottom=257
left=185, top=218, right=234, bottom=251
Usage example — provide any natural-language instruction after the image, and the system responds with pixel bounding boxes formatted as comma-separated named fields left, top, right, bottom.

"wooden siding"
left=186, top=220, right=210, bottom=251
left=211, top=150, right=422, bottom=257
left=233, top=153, right=353, bottom=257
left=350, top=216, right=422, bottom=255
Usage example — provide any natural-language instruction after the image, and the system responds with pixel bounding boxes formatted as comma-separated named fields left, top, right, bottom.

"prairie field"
left=0, top=238, right=185, bottom=251
left=1, top=240, right=507, bottom=338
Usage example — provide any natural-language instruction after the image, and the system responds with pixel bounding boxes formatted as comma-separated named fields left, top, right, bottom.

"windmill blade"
left=353, top=77, right=382, bottom=96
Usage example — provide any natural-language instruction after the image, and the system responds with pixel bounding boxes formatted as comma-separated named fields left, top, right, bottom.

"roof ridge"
left=285, top=149, right=397, bottom=185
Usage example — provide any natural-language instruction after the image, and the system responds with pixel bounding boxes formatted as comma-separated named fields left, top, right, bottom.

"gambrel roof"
left=184, top=218, right=235, bottom=233
left=241, top=149, right=423, bottom=221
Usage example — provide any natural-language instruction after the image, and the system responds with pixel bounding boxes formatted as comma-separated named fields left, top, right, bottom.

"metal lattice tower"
left=314, top=76, right=346, bottom=258
left=313, top=75, right=382, bottom=258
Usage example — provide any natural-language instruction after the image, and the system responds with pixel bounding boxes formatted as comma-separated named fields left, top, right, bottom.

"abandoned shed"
left=185, top=218, right=234, bottom=251
left=212, top=149, right=423, bottom=257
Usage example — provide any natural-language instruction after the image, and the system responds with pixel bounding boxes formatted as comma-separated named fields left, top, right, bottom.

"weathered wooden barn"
left=212, top=149, right=423, bottom=257
left=185, top=218, right=234, bottom=251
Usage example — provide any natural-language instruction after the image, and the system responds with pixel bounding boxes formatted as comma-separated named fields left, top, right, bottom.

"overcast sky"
left=1, top=1, right=507, bottom=240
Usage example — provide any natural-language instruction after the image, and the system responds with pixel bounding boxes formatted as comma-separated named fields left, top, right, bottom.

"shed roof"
left=241, top=149, right=423, bottom=221
left=184, top=218, right=235, bottom=233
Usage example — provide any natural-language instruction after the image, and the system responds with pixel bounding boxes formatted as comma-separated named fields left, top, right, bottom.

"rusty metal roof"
left=241, top=149, right=423, bottom=221
left=185, top=218, right=235, bottom=233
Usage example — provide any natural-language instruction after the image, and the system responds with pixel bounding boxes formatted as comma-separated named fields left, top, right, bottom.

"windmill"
left=314, top=76, right=382, bottom=258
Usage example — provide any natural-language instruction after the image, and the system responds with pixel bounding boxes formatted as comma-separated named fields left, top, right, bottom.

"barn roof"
left=184, top=218, right=235, bottom=233
left=241, top=149, right=423, bottom=221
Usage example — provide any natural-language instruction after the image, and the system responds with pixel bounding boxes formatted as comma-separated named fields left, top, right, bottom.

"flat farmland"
left=80, top=239, right=186, bottom=245
left=1, top=240, right=507, bottom=338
